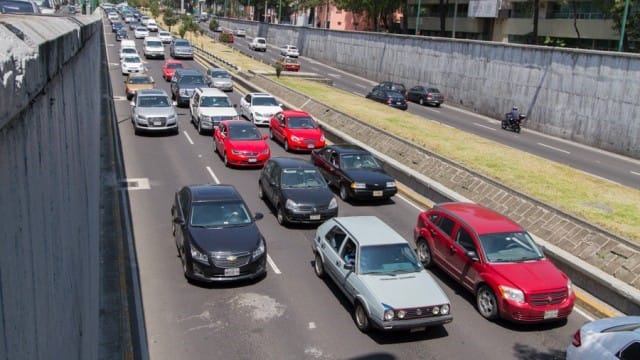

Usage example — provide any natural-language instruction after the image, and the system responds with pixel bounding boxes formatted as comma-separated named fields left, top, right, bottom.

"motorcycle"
left=501, top=113, right=526, bottom=133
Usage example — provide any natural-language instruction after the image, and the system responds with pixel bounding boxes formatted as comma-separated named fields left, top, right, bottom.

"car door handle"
left=449, top=246, right=457, bottom=254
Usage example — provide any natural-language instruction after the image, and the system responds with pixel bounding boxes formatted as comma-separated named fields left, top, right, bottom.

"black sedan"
left=258, top=157, right=338, bottom=226
left=310, top=144, right=398, bottom=202
left=116, top=28, right=128, bottom=41
left=365, top=87, right=408, bottom=111
left=171, top=184, right=267, bottom=283
left=407, top=86, right=445, bottom=107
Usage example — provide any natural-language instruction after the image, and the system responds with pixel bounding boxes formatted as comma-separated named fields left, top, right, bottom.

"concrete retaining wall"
left=0, top=14, right=102, bottom=359
left=236, top=71, right=640, bottom=314
left=219, top=19, right=640, bottom=158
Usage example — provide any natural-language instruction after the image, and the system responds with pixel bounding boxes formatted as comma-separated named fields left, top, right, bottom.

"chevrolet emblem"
left=227, top=255, right=237, bottom=261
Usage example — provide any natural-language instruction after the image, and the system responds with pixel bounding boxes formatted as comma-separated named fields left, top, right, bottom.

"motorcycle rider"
left=509, top=106, right=521, bottom=126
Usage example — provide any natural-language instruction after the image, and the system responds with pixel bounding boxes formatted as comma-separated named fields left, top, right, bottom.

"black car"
left=171, top=184, right=267, bottom=283
left=365, top=87, right=408, bottom=111
left=376, top=81, right=408, bottom=99
left=407, top=86, right=445, bottom=107
left=310, top=144, right=398, bottom=202
left=111, top=21, right=123, bottom=33
left=258, top=157, right=338, bottom=226
left=116, top=28, right=128, bottom=41
left=170, top=69, right=208, bottom=107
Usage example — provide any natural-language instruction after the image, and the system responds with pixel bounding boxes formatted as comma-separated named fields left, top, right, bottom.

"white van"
left=143, top=37, right=165, bottom=59
left=119, top=39, right=137, bottom=59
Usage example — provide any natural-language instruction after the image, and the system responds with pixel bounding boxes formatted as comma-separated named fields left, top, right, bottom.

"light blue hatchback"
left=312, top=216, right=453, bottom=332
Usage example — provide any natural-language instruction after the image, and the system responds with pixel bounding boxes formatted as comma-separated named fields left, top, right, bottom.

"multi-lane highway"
left=211, top=26, right=640, bottom=190
left=106, top=21, right=595, bottom=359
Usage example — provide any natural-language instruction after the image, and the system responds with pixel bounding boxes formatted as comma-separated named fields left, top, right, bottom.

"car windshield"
left=281, top=168, right=326, bottom=188
left=129, top=76, right=152, bottom=84
left=138, top=95, right=170, bottom=107
left=201, top=96, right=232, bottom=107
left=252, top=97, right=278, bottom=106
left=228, top=124, right=262, bottom=140
left=159, top=32, right=170, bottom=36
left=136, top=27, right=147, bottom=31
left=123, top=57, right=141, bottom=63
left=479, top=231, right=544, bottom=263
left=190, top=200, right=251, bottom=227
left=147, top=41, right=162, bottom=47
left=210, top=71, right=230, bottom=79
left=166, top=63, right=183, bottom=69
left=288, top=116, right=316, bottom=129
left=340, top=154, right=381, bottom=170
left=175, top=40, right=190, bottom=47
left=0, top=0, right=37, bottom=13
left=179, top=75, right=206, bottom=85
left=360, top=244, right=422, bottom=275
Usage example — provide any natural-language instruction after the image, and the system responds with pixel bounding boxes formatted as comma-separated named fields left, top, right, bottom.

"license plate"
left=310, top=214, right=321, bottom=220
left=248, top=158, right=257, bottom=163
left=410, top=327, right=426, bottom=333
left=153, top=121, right=161, bottom=126
left=372, top=190, right=383, bottom=197
left=224, top=268, right=240, bottom=277
left=307, top=144, right=314, bottom=149
left=396, top=102, right=403, bottom=105
left=543, top=310, right=558, bottom=319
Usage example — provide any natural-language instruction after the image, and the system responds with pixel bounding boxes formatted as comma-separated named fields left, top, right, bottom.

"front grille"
left=239, top=151, right=259, bottom=156
left=396, top=306, right=444, bottom=320
left=303, top=139, right=316, bottom=145
left=295, top=204, right=329, bottom=212
left=147, top=117, right=167, bottom=126
left=212, top=115, right=236, bottom=124
left=365, top=183, right=386, bottom=191
left=529, top=290, right=568, bottom=306
left=210, top=251, right=251, bottom=268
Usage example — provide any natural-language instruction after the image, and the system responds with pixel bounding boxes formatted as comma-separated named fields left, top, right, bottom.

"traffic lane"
left=226, top=32, right=640, bottom=189
left=106, top=27, right=587, bottom=359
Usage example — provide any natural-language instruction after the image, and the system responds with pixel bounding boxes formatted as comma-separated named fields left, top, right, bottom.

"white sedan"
left=134, top=26, right=149, bottom=39
left=121, top=55, right=145, bottom=75
left=158, top=31, right=173, bottom=44
left=280, top=44, right=299, bottom=58
left=567, top=316, right=640, bottom=359
left=119, top=47, right=138, bottom=59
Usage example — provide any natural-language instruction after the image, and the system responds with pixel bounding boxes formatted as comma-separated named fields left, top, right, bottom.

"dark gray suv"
left=170, top=69, right=208, bottom=107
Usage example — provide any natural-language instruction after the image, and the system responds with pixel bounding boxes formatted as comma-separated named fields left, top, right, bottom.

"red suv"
left=413, top=202, right=575, bottom=323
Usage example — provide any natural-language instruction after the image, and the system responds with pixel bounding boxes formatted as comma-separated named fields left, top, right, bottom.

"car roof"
left=174, top=69, right=201, bottom=76
left=328, top=144, right=368, bottom=154
left=196, top=87, right=226, bottom=96
left=224, top=120, right=256, bottom=128
left=269, top=157, right=315, bottom=169
left=282, top=110, right=310, bottom=117
left=249, top=92, right=275, bottom=98
left=433, top=202, right=523, bottom=235
left=137, top=89, right=168, bottom=96
left=187, top=184, right=242, bottom=202
left=334, top=216, right=407, bottom=246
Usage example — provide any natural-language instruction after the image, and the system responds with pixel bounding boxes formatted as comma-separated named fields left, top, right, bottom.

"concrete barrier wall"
left=0, top=14, right=102, bottom=359
left=218, top=19, right=640, bottom=158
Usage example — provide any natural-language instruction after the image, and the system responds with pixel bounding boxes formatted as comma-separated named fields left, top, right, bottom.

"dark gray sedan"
left=407, top=86, right=445, bottom=107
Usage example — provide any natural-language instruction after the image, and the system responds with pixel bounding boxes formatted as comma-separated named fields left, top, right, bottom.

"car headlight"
left=499, top=285, right=525, bottom=303
left=231, top=149, right=242, bottom=155
left=168, top=114, right=177, bottom=121
left=432, top=306, right=440, bottom=315
left=290, top=135, right=301, bottom=142
left=383, top=309, right=394, bottom=321
left=386, top=181, right=396, bottom=188
left=200, top=114, right=210, bottom=121
left=328, top=197, right=337, bottom=209
left=397, top=310, right=406, bottom=319
left=440, top=304, right=450, bottom=315
left=255, top=112, right=266, bottom=117
left=567, top=279, right=573, bottom=295
left=260, top=147, right=270, bottom=155
left=285, top=198, right=299, bottom=210
left=350, top=182, right=366, bottom=189
left=252, top=238, right=265, bottom=258
left=135, top=114, right=147, bottom=123
left=190, top=246, right=209, bottom=264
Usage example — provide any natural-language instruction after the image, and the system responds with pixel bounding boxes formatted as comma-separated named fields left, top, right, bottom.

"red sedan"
left=413, top=202, right=575, bottom=324
left=213, top=120, right=270, bottom=167
left=161, top=60, right=185, bottom=81
left=269, top=110, right=325, bottom=152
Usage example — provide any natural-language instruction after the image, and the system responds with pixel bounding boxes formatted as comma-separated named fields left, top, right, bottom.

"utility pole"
left=618, top=0, right=631, bottom=51
left=278, top=0, right=282, bottom=23
left=264, top=0, right=268, bottom=22
left=415, top=0, right=421, bottom=35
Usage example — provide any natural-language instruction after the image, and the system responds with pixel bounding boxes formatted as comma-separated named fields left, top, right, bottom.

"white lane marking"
left=309, top=66, right=319, bottom=71
left=574, top=306, right=595, bottom=322
left=425, top=108, right=441, bottom=113
left=327, top=73, right=341, bottom=78
left=631, top=170, right=640, bottom=176
left=183, top=131, right=194, bottom=145
left=308, top=322, right=316, bottom=329
left=538, top=142, right=571, bottom=155
left=121, top=178, right=150, bottom=190
left=355, top=83, right=367, bottom=89
left=473, top=123, right=497, bottom=131
left=109, top=62, right=120, bottom=66
left=113, top=96, right=128, bottom=101
left=267, top=255, right=282, bottom=274
left=300, top=98, right=311, bottom=109
left=396, top=194, right=424, bottom=212
left=206, top=166, right=221, bottom=184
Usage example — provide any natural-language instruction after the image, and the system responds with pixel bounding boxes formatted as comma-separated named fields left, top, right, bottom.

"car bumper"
left=173, top=52, right=194, bottom=59
left=187, top=256, right=267, bottom=283
left=287, top=140, right=326, bottom=152
left=226, top=154, right=270, bottom=167
left=372, top=314, right=453, bottom=331
left=499, top=295, right=575, bottom=323
left=251, top=114, right=272, bottom=126
left=134, top=121, right=178, bottom=133
left=145, top=51, right=165, bottom=58
left=176, top=94, right=192, bottom=106
left=212, top=83, right=233, bottom=91
left=122, top=67, right=143, bottom=74
left=349, top=187, right=397, bottom=200
left=388, top=103, right=408, bottom=110
left=283, top=208, right=338, bottom=224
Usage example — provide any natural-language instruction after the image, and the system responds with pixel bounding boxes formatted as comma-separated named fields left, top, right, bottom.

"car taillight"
left=426, top=94, right=433, bottom=99
left=386, top=98, right=393, bottom=104
left=571, top=329, right=581, bottom=347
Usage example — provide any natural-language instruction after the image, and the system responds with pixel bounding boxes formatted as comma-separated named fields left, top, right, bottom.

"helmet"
left=512, top=106, right=518, bottom=111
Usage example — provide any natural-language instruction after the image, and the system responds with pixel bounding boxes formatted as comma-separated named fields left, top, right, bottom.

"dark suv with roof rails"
left=170, top=69, right=208, bottom=107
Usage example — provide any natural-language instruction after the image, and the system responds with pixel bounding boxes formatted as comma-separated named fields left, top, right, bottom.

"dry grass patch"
left=277, top=78, right=640, bottom=242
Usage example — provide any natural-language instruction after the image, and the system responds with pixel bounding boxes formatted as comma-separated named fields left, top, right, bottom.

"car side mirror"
left=233, top=104, right=237, bottom=108
left=466, top=250, right=479, bottom=261
left=343, top=263, right=354, bottom=271
left=172, top=101, right=177, bottom=106
left=254, top=212, right=264, bottom=220
left=130, top=101, right=135, bottom=106
left=173, top=216, right=185, bottom=226
left=538, top=245, right=545, bottom=254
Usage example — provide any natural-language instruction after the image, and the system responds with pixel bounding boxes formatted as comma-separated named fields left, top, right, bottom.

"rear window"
left=146, top=41, right=162, bottom=47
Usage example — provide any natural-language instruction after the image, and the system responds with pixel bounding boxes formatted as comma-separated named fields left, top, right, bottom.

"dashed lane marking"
left=267, top=255, right=282, bottom=274
left=473, top=123, right=497, bottom=131
left=538, top=142, right=571, bottom=155
left=183, top=131, right=194, bottom=145
left=120, top=178, right=150, bottom=190
left=205, top=166, right=221, bottom=184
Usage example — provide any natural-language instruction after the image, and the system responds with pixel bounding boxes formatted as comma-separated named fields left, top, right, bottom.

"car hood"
left=251, top=105, right=281, bottom=114
left=281, top=187, right=333, bottom=206
left=343, top=168, right=393, bottom=183
left=199, top=107, right=238, bottom=117
left=211, top=78, right=232, bottom=84
left=127, top=84, right=154, bottom=92
left=136, top=106, right=175, bottom=117
left=490, top=260, right=568, bottom=292
left=287, top=128, right=323, bottom=140
left=178, top=84, right=200, bottom=90
left=360, top=271, right=450, bottom=308
left=189, top=224, right=261, bottom=253
left=229, top=139, right=269, bottom=152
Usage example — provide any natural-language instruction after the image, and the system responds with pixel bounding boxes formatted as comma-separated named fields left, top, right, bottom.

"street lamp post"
left=278, top=0, right=282, bottom=23
left=415, top=0, right=421, bottom=35
left=618, top=0, right=631, bottom=51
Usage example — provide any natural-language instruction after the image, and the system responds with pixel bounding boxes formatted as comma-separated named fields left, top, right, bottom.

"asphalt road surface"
left=106, top=23, right=594, bottom=360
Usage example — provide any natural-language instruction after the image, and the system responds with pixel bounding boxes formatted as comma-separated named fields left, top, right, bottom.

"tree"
left=532, top=0, right=539, bottom=44
left=179, top=14, right=199, bottom=39
left=334, top=0, right=403, bottom=32
left=438, top=0, right=447, bottom=36
left=150, top=0, right=160, bottom=19
left=601, top=0, right=640, bottom=51
left=163, top=7, right=179, bottom=31
left=209, top=18, right=219, bottom=32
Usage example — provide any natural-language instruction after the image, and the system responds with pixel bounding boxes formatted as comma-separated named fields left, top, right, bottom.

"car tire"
left=223, top=152, right=230, bottom=167
left=250, top=113, right=255, bottom=124
left=257, top=182, right=264, bottom=200
left=419, top=98, right=425, bottom=105
left=269, top=128, right=275, bottom=140
left=314, top=253, right=325, bottom=278
left=180, top=245, right=189, bottom=278
left=284, top=140, right=289, bottom=152
left=476, top=285, right=499, bottom=321
left=133, top=125, right=141, bottom=136
left=277, top=206, right=288, bottom=226
left=436, top=103, right=441, bottom=107
left=339, top=184, right=350, bottom=201
left=515, top=126, right=521, bottom=134
left=197, top=119, right=203, bottom=135
left=416, top=238, right=433, bottom=268
left=354, top=302, right=371, bottom=333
